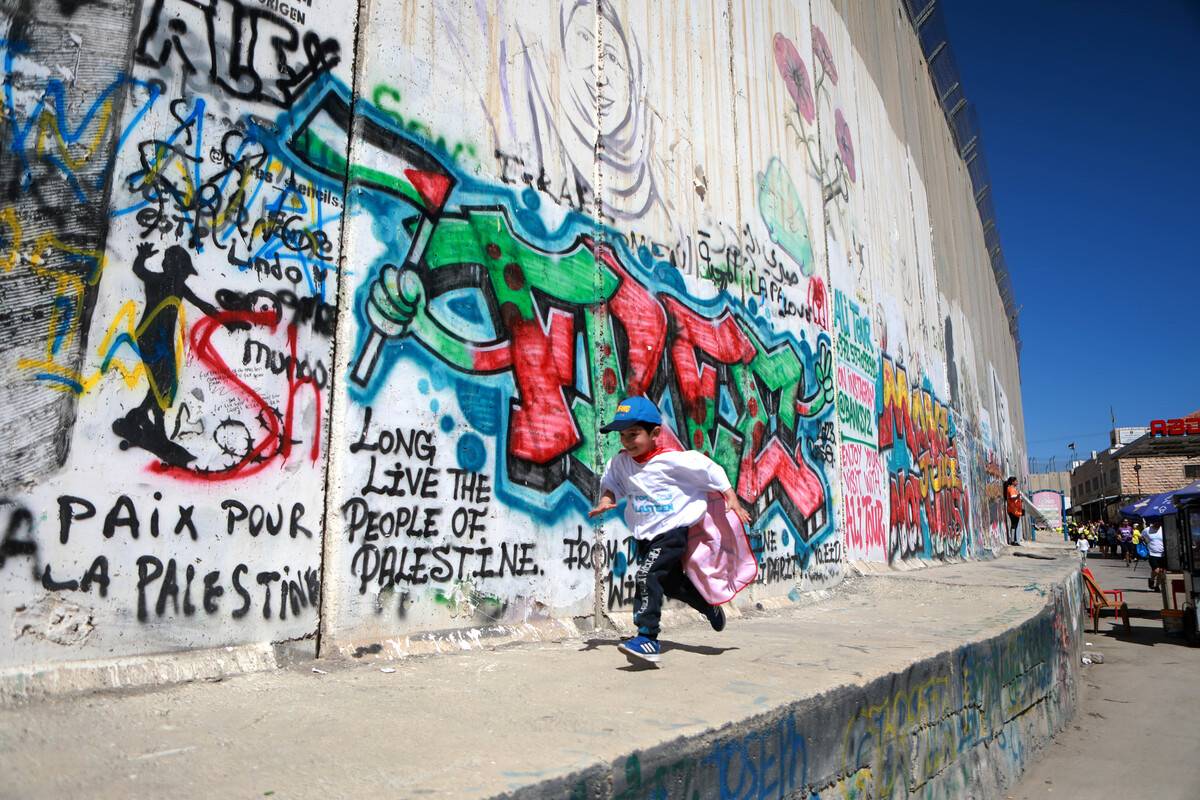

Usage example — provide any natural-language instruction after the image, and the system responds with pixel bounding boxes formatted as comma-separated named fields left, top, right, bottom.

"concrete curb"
left=0, top=600, right=824, bottom=705
left=0, top=642, right=281, bottom=705
left=324, top=617, right=586, bottom=661
left=494, top=566, right=1084, bottom=800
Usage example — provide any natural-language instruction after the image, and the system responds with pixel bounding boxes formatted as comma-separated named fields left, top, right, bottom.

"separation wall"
left=516, top=571, right=1083, bottom=799
left=1, top=0, right=1027, bottom=674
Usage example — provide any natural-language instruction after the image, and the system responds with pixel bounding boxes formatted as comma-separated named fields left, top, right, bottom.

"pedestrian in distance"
left=1077, top=533, right=1089, bottom=564
left=1131, top=523, right=1143, bottom=569
left=1143, top=517, right=1166, bottom=592
left=589, top=396, right=751, bottom=666
left=1120, top=520, right=1134, bottom=566
left=1004, top=477, right=1024, bottom=546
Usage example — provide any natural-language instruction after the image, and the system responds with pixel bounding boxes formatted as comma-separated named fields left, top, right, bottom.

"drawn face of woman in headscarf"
left=562, top=2, right=632, bottom=139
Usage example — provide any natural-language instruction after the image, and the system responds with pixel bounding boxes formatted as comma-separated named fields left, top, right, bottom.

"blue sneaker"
left=618, top=635, right=661, bottom=664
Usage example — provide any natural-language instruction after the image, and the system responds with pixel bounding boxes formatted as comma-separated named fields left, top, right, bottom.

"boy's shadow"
left=659, top=640, right=739, bottom=656
left=579, top=638, right=739, bottom=671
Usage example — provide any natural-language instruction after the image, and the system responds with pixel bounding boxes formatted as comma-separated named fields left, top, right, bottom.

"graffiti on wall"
left=877, top=354, right=969, bottom=563
left=774, top=24, right=863, bottom=293
left=833, top=289, right=885, bottom=562
left=133, top=0, right=341, bottom=110
left=0, top=0, right=1030, bottom=668
left=292, top=64, right=841, bottom=607
left=490, top=0, right=661, bottom=222
left=0, top=0, right=349, bottom=663
left=2, top=0, right=340, bottom=483
left=0, top=8, right=153, bottom=486
left=566, top=580, right=1079, bottom=799
left=990, top=364, right=1015, bottom=477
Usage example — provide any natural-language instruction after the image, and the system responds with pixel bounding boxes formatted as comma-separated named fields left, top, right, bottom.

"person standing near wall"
left=1005, top=477, right=1024, bottom=546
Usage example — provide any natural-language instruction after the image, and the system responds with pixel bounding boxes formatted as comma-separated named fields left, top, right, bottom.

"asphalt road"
left=1011, top=549, right=1200, bottom=799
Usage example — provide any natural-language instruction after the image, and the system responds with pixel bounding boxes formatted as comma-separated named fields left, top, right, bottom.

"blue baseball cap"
left=600, top=396, right=662, bottom=432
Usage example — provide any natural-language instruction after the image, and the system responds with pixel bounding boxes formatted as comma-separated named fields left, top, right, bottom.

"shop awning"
left=1121, top=491, right=1179, bottom=519
left=1172, top=480, right=1200, bottom=508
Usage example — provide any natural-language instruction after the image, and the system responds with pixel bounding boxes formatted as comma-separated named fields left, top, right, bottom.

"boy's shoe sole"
left=618, top=641, right=661, bottom=665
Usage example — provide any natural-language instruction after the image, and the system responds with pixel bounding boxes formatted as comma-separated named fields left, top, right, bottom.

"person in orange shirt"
left=1005, top=477, right=1024, bottom=547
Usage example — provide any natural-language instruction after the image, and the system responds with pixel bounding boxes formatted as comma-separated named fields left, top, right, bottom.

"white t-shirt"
left=600, top=450, right=732, bottom=541
left=1144, top=525, right=1165, bottom=557
left=1077, top=538, right=1089, bottom=553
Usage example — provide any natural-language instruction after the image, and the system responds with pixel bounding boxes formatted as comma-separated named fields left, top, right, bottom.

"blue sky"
left=941, top=0, right=1200, bottom=468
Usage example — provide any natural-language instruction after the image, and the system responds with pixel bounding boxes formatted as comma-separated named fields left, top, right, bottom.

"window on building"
left=1186, top=464, right=1200, bottom=479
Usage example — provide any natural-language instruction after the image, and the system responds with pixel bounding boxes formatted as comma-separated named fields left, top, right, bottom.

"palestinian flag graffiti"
left=287, top=83, right=455, bottom=216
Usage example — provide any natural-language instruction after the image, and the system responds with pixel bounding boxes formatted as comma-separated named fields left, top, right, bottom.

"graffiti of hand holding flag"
left=283, top=77, right=456, bottom=387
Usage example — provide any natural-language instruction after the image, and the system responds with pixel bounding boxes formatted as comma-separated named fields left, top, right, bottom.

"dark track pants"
left=633, top=526, right=713, bottom=638
left=1008, top=513, right=1021, bottom=545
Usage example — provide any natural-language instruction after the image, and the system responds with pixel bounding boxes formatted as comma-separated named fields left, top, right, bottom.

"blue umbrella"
left=1120, top=490, right=1180, bottom=519
left=1171, top=480, right=1200, bottom=507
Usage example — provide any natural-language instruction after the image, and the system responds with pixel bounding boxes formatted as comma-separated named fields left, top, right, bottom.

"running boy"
left=589, top=396, right=751, bottom=665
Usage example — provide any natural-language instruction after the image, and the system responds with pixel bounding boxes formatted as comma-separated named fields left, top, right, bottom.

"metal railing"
left=902, top=0, right=1021, bottom=355
left=1028, top=457, right=1065, bottom=474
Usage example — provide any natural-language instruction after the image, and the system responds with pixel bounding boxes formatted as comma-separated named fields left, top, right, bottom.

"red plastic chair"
left=1081, top=568, right=1131, bottom=633
left=1082, top=567, right=1125, bottom=612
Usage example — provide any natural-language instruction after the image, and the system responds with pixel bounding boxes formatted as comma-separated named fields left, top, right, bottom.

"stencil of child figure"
left=111, top=242, right=237, bottom=465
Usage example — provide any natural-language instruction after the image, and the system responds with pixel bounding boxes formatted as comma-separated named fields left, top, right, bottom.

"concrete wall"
left=1029, top=471, right=1070, bottom=495
left=1, top=0, right=1027, bottom=674
left=515, top=571, right=1084, bottom=800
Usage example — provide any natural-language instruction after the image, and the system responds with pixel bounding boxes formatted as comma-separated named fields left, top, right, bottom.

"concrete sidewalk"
left=0, top=543, right=1083, bottom=799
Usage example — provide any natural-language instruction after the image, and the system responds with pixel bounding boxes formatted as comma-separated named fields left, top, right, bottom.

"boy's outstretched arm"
left=589, top=490, right=618, bottom=518
left=132, top=241, right=156, bottom=279
left=722, top=488, right=752, bottom=527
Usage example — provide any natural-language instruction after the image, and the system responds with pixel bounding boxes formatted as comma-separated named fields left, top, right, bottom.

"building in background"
left=1112, top=426, right=1149, bottom=447
left=1070, top=413, right=1200, bottom=521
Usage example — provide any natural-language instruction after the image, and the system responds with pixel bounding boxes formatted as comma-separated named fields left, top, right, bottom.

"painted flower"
left=772, top=33, right=815, bottom=123
left=811, top=25, right=838, bottom=85
left=835, top=108, right=856, bottom=183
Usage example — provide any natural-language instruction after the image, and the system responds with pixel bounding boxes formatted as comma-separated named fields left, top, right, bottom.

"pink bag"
left=684, top=493, right=758, bottom=605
